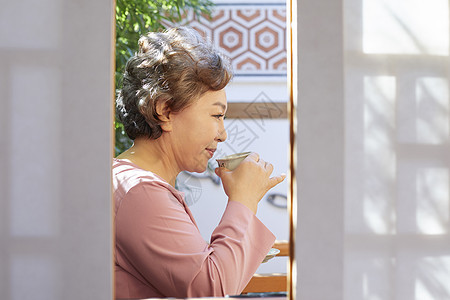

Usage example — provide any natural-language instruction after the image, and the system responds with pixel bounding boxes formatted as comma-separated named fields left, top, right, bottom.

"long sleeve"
left=114, top=180, right=275, bottom=299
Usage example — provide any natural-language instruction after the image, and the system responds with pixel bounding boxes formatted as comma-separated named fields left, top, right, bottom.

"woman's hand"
left=215, top=152, right=286, bottom=214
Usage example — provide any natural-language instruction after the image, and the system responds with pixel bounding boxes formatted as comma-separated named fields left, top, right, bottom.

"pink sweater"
left=113, top=158, right=275, bottom=299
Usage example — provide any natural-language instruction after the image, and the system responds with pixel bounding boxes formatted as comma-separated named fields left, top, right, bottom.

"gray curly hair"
left=116, top=26, right=233, bottom=140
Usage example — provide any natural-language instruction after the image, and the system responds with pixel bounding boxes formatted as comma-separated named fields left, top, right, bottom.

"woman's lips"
left=206, top=148, right=216, bottom=158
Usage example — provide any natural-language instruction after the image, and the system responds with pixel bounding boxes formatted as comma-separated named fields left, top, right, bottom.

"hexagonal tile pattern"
left=268, top=51, right=287, bottom=72
left=233, top=52, right=266, bottom=73
left=163, top=3, right=287, bottom=76
left=198, top=9, right=231, bottom=28
left=214, top=20, right=248, bottom=58
left=232, top=8, right=266, bottom=28
left=250, top=21, right=284, bottom=59
left=268, top=8, right=286, bottom=28
left=187, top=20, right=213, bottom=39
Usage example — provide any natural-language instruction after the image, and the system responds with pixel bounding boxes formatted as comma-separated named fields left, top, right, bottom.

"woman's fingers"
left=247, top=152, right=260, bottom=162
left=264, top=161, right=273, bottom=173
left=214, top=167, right=220, bottom=176
left=268, top=173, right=287, bottom=189
left=217, top=151, right=286, bottom=213
left=257, top=159, right=284, bottom=190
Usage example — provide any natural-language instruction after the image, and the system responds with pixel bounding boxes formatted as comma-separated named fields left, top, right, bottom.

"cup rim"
left=216, top=151, right=251, bottom=162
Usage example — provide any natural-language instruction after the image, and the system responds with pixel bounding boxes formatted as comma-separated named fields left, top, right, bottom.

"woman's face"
left=169, top=89, right=228, bottom=173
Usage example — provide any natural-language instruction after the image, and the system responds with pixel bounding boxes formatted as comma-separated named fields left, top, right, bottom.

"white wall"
left=293, top=0, right=450, bottom=299
left=0, top=1, right=114, bottom=299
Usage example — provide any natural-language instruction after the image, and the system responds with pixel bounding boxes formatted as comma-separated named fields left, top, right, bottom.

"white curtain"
left=294, top=0, right=450, bottom=299
left=0, top=1, right=114, bottom=299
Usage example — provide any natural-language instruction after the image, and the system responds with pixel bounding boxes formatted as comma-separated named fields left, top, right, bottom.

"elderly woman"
left=113, top=26, right=285, bottom=299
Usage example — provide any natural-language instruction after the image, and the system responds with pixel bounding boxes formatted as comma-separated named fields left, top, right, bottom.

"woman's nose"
left=216, top=122, right=227, bottom=142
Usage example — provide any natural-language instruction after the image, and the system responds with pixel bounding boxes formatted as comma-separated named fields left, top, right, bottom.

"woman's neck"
left=117, top=137, right=180, bottom=186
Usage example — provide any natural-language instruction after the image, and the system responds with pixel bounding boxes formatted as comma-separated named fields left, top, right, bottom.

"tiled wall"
left=163, top=2, right=287, bottom=78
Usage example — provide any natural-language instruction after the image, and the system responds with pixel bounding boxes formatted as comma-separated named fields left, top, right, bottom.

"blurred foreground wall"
left=0, top=1, right=114, bottom=299
left=294, top=0, right=450, bottom=299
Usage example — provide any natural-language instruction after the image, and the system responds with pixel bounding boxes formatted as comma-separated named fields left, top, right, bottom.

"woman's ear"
left=155, top=100, right=172, bottom=132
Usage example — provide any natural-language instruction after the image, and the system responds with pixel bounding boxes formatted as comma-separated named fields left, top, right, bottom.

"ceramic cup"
left=216, top=151, right=251, bottom=171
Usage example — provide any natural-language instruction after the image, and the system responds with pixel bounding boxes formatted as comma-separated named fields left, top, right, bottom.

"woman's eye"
left=213, top=114, right=225, bottom=119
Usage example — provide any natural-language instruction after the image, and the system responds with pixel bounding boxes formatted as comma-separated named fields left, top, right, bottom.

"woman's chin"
left=185, top=156, right=209, bottom=173
left=195, top=166, right=208, bottom=174
left=187, top=164, right=208, bottom=174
